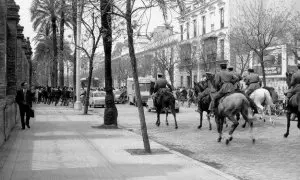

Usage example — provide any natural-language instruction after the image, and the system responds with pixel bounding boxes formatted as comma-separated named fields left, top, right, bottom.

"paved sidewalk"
left=0, top=104, right=238, bottom=180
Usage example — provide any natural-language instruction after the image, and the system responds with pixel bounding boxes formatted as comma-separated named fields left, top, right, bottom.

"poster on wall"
left=253, top=47, right=282, bottom=76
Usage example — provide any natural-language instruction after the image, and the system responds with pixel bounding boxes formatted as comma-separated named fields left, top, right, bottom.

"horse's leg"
left=215, top=115, right=223, bottom=142
left=208, top=112, right=212, bottom=130
left=225, top=114, right=239, bottom=145
left=165, top=109, right=169, bottom=126
left=198, top=111, right=203, bottom=129
left=266, top=105, right=275, bottom=126
left=171, top=105, right=178, bottom=129
left=284, top=111, right=291, bottom=138
left=297, top=112, right=300, bottom=129
left=156, top=108, right=161, bottom=127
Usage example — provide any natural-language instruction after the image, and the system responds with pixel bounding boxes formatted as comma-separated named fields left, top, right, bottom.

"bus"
left=80, top=77, right=100, bottom=90
left=127, top=77, right=152, bottom=106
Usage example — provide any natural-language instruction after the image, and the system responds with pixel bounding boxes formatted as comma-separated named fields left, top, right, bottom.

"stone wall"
left=0, top=0, right=32, bottom=147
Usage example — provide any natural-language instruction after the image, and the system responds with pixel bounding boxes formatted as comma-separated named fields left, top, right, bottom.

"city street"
left=92, top=103, right=300, bottom=180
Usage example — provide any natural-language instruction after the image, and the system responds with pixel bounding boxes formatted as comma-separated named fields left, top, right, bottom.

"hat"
left=228, top=66, right=234, bottom=71
left=220, top=63, right=228, bottom=69
left=297, top=63, right=300, bottom=68
left=157, top=73, right=163, bottom=77
left=248, top=68, right=254, bottom=72
left=205, top=72, right=213, bottom=76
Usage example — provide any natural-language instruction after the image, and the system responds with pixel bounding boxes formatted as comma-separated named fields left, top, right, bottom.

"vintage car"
left=89, top=91, right=106, bottom=108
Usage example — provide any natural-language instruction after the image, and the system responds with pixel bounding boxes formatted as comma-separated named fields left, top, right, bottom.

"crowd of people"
left=33, top=86, right=75, bottom=106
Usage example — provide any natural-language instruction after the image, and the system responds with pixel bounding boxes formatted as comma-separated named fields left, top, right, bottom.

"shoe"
left=22, top=127, right=25, bottom=130
left=26, top=124, right=30, bottom=128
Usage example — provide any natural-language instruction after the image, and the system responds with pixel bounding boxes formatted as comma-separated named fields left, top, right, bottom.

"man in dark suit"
left=16, top=82, right=33, bottom=129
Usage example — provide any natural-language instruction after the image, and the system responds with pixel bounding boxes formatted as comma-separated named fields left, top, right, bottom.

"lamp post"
left=74, top=0, right=82, bottom=110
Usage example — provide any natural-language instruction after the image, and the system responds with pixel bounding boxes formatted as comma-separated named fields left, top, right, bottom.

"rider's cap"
left=297, top=63, right=300, bottom=68
left=228, top=66, right=234, bottom=71
left=205, top=72, right=213, bottom=75
left=157, top=73, right=163, bottom=77
left=248, top=68, right=254, bottom=72
left=220, top=63, right=227, bottom=69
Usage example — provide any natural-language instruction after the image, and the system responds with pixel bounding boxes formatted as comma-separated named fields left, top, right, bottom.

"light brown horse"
left=206, top=74, right=257, bottom=144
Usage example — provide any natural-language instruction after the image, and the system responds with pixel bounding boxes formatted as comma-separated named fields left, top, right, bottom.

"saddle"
left=218, top=90, right=242, bottom=104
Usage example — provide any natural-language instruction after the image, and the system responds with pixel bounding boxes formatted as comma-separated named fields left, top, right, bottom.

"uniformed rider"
left=153, top=73, right=173, bottom=104
left=228, top=66, right=242, bottom=90
left=286, top=64, right=300, bottom=103
left=208, top=63, right=237, bottom=112
left=244, top=68, right=262, bottom=96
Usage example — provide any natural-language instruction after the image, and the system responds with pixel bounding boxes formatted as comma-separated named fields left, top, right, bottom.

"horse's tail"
left=264, top=90, right=274, bottom=107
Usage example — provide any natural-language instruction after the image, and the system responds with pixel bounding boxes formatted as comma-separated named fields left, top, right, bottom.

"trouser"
left=209, top=91, right=226, bottom=111
left=239, top=91, right=258, bottom=113
left=19, top=104, right=30, bottom=128
left=245, top=88, right=255, bottom=97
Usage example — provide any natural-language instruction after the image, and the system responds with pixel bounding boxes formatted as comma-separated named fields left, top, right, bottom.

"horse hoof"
left=226, top=139, right=230, bottom=145
left=252, top=139, right=256, bottom=144
left=166, top=123, right=169, bottom=126
left=242, top=125, right=246, bottom=128
left=217, top=137, right=222, bottom=142
left=229, top=137, right=233, bottom=141
left=283, top=133, right=289, bottom=138
left=263, top=119, right=266, bottom=122
left=198, top=125, right=202, bottom=129
left=175, top=126, right=178, bottom=129
left=209, top=127, right=212, bottom=131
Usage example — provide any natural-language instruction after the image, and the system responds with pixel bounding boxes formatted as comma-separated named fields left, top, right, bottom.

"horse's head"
left=150, top=81, right=155, bottom=95
left=286, top=72, right=293, bottom=88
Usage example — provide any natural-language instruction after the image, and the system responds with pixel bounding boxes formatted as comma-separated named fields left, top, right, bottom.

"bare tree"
left=178, top=43, right=198, bottom=87
left=285, top=11, right=300, bottom=61
left=156, top=47, right=177, bottom=86
left=77, top=3, right=103, bottom=114
left=231, top=0, right=290, bottom=86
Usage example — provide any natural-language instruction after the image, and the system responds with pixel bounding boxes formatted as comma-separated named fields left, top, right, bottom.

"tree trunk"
left=52, top=17, right=58, bottom=87
left=59, top=0, right=65, bottom=87
left=259, top=53, right=266, bottom=87
left=72, top=0, right=77, bottom=100
left=101, top=0, right=118, bottom=126
left=84, top=55, right=94, bottom=114
left=126, top=0, right=151, bottom=153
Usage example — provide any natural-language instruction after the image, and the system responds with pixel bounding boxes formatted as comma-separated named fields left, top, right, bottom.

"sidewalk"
left=0, top=104, right=238, bottom=180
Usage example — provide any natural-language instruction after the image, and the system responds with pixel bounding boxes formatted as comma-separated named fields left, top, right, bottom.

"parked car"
left=113, top=89, right=122, bottom=104
left=89, top=91, right=106, bottom=108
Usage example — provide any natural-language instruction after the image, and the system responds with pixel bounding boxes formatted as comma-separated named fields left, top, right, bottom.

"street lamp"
left=74, top=0, right=82, bottom=110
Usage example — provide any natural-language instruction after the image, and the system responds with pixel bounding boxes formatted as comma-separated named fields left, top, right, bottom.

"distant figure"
left=16, top=82, right=34, bottom=129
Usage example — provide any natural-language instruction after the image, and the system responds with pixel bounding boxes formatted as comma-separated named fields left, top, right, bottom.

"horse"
left=249, top=88, right=275, bottom=125
left=150, top=82, right=178, bottom=129
left=194, top=81, right=213, bottom=130
left=206, top=73, right=257, bottom=145
left=284, top=72, right=300, bottom=138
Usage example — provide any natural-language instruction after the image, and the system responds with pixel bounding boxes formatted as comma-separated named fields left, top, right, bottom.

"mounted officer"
left=228, top=66, right=242, bottom=90
left=286, top=64, right=300, bottom=103
left=153, top=73, right=173, bottom=104
left=208, top=63, right=237, bottom=113
left=244, top=68, right=262, bottom=96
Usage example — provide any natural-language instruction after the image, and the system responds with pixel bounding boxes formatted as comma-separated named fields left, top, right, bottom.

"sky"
left=14, top=0, right=300, bottom=53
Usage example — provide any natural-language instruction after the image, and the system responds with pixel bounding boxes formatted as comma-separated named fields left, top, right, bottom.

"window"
left=187, top=76, right=191, bottom=88
left=210, top=12, right=215, bottom=31
left=193, top=19, right=197, bottom=37
left=194, top=75, right=197, bottom=83
left=202, top=16, right=206, bottom=34
left=220, top=8, right=224, bottom=28
left=220, top=39, right=225, bottom=61
left=180, top=25, right=183, bottom=40
left=186, top=22, right=190, bottom=39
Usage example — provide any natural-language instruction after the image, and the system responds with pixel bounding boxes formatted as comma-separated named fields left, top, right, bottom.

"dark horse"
left=284, top=72, right=300, bottom=138
left=150, top=82, right=178, bottom=129
left=206, top=73, right=256, bottom=144
left=194, top=80, right=213, bottom=130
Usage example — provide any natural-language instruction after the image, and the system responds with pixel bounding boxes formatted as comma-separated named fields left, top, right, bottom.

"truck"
left=127, top=77, right=152, bottom=106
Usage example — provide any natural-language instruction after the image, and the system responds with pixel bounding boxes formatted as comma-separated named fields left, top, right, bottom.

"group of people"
left=15, top=83, right=75, bottom=129
left=152, top=61, right=300, bottom=115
